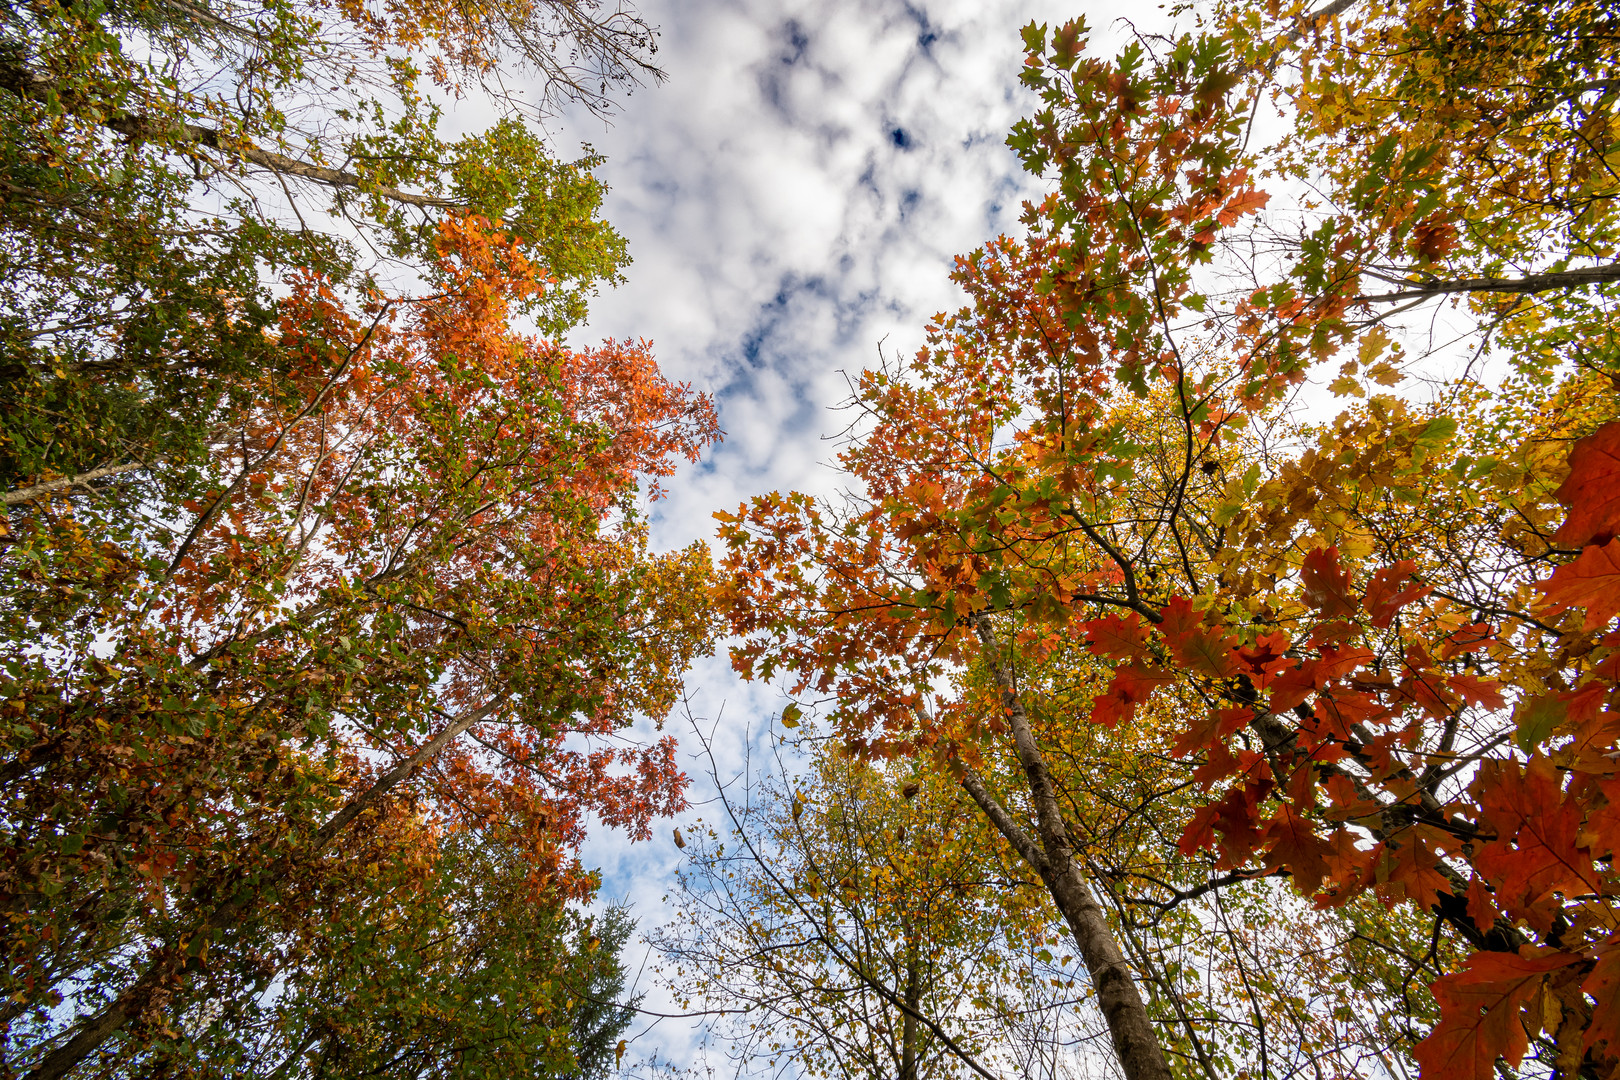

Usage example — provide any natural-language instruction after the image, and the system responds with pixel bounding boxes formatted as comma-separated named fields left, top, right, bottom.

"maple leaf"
left=1552, top=422, right=1620, bottom=547
left=1577, top=776, right=1620, bottom=861
left=1302, top=546, right=1357, bottom=618
left=1090, top=664, right=1173, bottom=728
left=1563, top=697, right=1620, bottom=775
left=1414, top=950, right=1582, bottom=1080
left=1364, top=560, right=1433, bottom=628
left=1539, top=537, right=1620, bottom=629
left=1081, top=612, right=1152, bottom=662
left=1263, top=803, right=1333, bottom=893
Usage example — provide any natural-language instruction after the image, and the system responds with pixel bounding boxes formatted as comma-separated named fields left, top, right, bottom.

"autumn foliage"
left=716, top=2, right=1620, bottom=1078
left=0, top=215, right=717, bottom=1076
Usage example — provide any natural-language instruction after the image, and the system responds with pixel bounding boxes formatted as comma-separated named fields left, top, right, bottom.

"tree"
left=656, top=724, right=1084, bottom=1080
left=1, top=217, right=720, bottom=1078
left=1, top=0, right=648, bottom=503
left=2, top=0, right=712, bottom=1069
left=715, top=3, right=1620, bottom=1079
left=162, top=823, right=641, bottom=1078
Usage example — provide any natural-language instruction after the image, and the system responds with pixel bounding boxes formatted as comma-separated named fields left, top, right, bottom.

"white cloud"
left=532, top=0, right=1133, bottom=1069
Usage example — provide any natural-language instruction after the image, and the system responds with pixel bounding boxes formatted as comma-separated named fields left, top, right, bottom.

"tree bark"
left=962, top=614, right=1172, bottom=1080
left=1359, top=263, right=1620, bottom=304
left=899, top=925, right=921, bottom=1080
left=3, top=463, right=144, bottom=504
left=0, top=62, right=456, bottom=210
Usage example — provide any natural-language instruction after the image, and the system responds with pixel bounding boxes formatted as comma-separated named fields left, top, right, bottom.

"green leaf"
left=1412, top=416, right=1458, bottom=449
left=1513, top=694, right=1566, bottom=752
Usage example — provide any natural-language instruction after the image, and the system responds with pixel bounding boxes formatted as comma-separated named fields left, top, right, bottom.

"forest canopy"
left=713, top=1, right=1620, bottom=1079
left=5, top=0, right=1620, bottom=1079
left=1, top=0, right=715, bottom=1075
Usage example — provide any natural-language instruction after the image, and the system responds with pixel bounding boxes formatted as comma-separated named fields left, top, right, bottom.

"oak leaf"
left=1473, top=759, right=1601, bottom=921
left=1262, top=802, right=1333, bottom=893
left=1090, top=664, right=1173, bottom=728
left=1583, top=944, right=1620, bottom=1056
left=1081, top=612, right=1153, bottom=663
left=1364, top=560, right=1433, bottom=627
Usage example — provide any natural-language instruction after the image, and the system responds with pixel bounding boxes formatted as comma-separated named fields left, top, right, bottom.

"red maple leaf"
left=1210, top=782, right=1269, bottom=865
left=1539, top=538, right=1620, bottom=629
left=1081, top=612, right=1152, bottom=663
left=1302, top=546, right=1357, bottom=618
left=1364, top=559, right=1434, bottom=627
left=1552, top=422, right=1620, bottom=547
left=1414, top=950, right=1582, bottom=1080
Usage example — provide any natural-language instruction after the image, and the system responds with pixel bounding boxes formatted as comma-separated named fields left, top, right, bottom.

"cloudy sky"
left=529, top=0, right=1140, bottom=1068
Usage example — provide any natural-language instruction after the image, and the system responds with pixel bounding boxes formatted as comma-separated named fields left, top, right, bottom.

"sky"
left=516, top=0, right=1125, bottom=1070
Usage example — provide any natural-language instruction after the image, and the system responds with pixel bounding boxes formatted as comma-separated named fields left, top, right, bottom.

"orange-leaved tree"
left=1, top=216, right=718, bottom=1078
left=717, top=3, right=1620, bottom=1079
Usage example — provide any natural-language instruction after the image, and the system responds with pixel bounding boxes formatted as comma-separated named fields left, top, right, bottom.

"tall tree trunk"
left=899, top=923, right=921, bottom=1080
left=960, top=614, right=1172, bottom=1080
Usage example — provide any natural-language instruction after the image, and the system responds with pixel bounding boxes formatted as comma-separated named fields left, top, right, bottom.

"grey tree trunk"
left=960, top=615, right=1173, bottom=1080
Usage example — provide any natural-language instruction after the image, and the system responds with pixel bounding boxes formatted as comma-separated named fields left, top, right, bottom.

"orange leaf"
left=1169, top=623, right=1243, bottom=679
left=1263, top=802, right=1333, bottom=893
left=1238, top=629, right=1292, bottom=679
left=1538, top=538, right=1620, bottom=629
left=1583, top=942, right=1620, bottom=1056
left=1216, top=188, right=1270, bottom=227
left=1415, top=950, right=1583, bottom=1080
left=1473, top=758, right=1602, bottom=921
left=1449, top=674, right=1507, bottom=711
left=1159, top=597, right=1241, bottom=678
left=1553, top=422, right=1620, bottom=547
left=1172, top=705, right=1254, bottom=758
left=1364, top=560, right=1433, bottom=628
left=1081, top=612, right=1152, bottom=663
left=1089, top=665, right=1173, bottom=728
left=1372, top=831, right=1451, bottom=910
left=1178, top=803, right=1221, bottom=857
left=1302, top=546, right=1357, bottom=618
